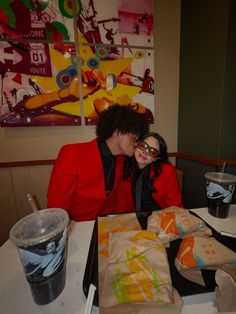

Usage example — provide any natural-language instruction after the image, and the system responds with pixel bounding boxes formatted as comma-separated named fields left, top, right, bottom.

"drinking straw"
left=220, top=231, right=236, bottom=238
left=26, top=193, right=38, bottom=213
left=221, top=161, right=226, bottom=174
left=84, top=284, right=96, bottom=314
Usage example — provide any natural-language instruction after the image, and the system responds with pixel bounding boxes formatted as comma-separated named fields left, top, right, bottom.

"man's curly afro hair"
left=96, top=104, right=149, bottom=141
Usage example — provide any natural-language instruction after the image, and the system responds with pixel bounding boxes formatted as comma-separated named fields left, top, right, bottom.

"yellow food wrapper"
left=98, top=214, right=183, bottom=314
left=98, top=214, right=142, bottom=301
left=147, top=206, right=211, bottom=244
left=100, top=230, right=173, bottom=306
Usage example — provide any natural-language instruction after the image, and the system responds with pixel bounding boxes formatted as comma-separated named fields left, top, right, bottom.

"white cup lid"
left=205, top=172, right=236, bottom=184
left=10, top=208, right=69, bottom=247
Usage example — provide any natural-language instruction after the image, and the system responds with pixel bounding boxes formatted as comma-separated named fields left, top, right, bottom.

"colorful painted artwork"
left=0, top=0, right=154, bottom=126
left=78, top=0, right=153, bottom=47
left=79, top=42, right=154, bottom=125
left=0, top=43, right=82, bottom=126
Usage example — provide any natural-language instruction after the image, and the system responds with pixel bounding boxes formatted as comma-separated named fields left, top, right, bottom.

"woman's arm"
left=152, top=164, right=183, bottom=209
left=165, top=165, right=183, bottom=208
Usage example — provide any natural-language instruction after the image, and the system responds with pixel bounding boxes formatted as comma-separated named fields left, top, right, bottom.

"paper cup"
left=205, top=172, right=236, bottom=218
left=10, top=208, right=69, bottom=305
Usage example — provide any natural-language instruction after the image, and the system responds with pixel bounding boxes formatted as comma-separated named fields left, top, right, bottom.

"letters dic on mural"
left=0, top=0, right=154, bottom=126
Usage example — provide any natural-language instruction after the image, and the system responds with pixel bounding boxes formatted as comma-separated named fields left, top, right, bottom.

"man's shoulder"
left=58, top=138, right=98, bottom=158
left=61, top=138, right=97, bottom=151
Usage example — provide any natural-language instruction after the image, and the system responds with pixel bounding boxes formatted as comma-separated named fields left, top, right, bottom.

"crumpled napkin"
left=214, top=268, right=236, bottom=312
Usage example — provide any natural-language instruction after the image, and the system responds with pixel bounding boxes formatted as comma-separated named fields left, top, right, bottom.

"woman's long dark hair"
left=123, top=132, right=169, bottom=191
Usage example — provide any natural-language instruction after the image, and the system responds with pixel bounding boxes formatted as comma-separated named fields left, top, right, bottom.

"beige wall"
left=154, top=0, right=180, bottom=152
left=0, top=164, right=53, bottom=245
left=0, top=0, right=180, bottom=162
left=0, top=1, right=181, bottom=245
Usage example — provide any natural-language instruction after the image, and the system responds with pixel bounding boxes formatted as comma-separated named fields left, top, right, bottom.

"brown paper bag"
left=101, top=231, right=173, bottom=306
left=99, top=289, right=182, bottom=314
left=99, top=229, right=183, bottom=313
left=98, top=213, right=142, bottom=303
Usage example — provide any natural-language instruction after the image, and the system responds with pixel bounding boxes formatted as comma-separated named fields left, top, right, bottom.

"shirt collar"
left=98, top=140, right=114, bottom=159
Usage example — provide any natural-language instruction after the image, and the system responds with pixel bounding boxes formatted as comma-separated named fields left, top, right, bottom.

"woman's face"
left=135, top=136, right=159, bottom=169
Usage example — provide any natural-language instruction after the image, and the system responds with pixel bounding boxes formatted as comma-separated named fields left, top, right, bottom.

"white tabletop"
left=190, top=204, right=236, bottom=235
left=0, top=221, right=98, bottom=314
left=0, top=212, right=235, bottom=314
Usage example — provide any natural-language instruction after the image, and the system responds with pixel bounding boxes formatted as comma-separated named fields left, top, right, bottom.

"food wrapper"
left=101, top=231, right=173, bottom=306
left=147, top=206, right=211, bottom=244
left=98, top=214, right=142, bottom=302
left=176, top=236, right=236, bottom=269
left=175, top=236, right=236, bottom=286
left=98, top=214, right=183, bottom=314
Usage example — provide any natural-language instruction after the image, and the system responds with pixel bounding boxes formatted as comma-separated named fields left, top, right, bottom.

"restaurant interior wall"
left=177, top=0, right=236, bottom=209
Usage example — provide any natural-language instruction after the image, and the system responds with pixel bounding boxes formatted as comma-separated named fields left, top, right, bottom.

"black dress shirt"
left=98, top=141, right=115, bottom=196
left=132, top=165, right=160, bottom=212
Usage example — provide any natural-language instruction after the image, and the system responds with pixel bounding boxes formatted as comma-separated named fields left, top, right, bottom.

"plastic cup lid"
left=10, top=208, right=69, bottom=247
left=205, top=172, right=236, bottom=184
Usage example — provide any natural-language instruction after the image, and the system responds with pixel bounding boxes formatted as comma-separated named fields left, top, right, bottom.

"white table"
left=0, top=209, right=235, bottom=314
left=190, top=204, right=236, bottom=236
left=0, top=221, right=96, bottom=314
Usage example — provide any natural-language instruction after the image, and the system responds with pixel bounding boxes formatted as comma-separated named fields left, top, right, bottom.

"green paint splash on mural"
left=58, top=0, right=82, bottom=18
left=23, top=0, right=49, bottom=12
left=0, top=0, right=15, bottom=26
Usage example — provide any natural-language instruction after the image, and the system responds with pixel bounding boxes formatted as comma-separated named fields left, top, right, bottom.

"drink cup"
left=205, top=172, right=236, bottom=218
left=10, top=208, right=69, bottom=305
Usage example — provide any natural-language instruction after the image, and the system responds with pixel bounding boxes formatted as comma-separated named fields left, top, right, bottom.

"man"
left=47, top=104, right=149, bottom=221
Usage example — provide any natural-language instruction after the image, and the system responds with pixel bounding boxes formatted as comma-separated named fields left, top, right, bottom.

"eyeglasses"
left=136, top=140, right=159, bottom=158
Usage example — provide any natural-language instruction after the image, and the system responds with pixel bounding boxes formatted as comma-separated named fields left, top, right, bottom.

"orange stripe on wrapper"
left=176, top=236, right=197, bottom=268
left=160, top=212, right=179, bottom=236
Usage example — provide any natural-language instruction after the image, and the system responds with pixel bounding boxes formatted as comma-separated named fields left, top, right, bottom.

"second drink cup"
left=205, top=172, right=236, bottom=218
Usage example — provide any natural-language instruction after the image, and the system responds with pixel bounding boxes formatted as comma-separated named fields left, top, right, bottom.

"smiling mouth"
left=138, top=153, right=147, bottom=160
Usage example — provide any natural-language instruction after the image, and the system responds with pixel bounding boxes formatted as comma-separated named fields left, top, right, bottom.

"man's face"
left=118, top=133, right=138, bottom=156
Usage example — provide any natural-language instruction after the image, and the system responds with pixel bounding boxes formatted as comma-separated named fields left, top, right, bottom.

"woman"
left=122, top=132, right=183, bottom=212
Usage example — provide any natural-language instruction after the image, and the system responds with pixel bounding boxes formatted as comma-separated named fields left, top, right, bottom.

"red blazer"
left=47, top=138, right=126, bottom=221
left=117, top=163, right=183, bottom=211
left=151, top=163, right=183, bottom=209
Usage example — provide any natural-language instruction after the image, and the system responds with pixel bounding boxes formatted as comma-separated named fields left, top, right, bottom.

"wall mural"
left=0, top=0, right=154, bottom=126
